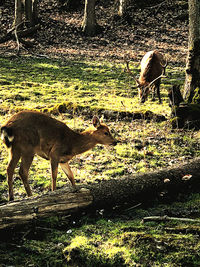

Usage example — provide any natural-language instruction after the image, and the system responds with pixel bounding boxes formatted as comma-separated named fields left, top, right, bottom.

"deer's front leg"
left=50, top=158, right=59, bottom=191
left=60, top=162, right=75, bottom=187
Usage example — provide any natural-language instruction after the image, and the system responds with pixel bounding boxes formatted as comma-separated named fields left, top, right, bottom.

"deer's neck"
left=72, top=129, right=97, bottom=156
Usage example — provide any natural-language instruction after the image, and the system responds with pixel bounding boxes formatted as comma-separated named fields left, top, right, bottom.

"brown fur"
left=138, top=50, right=167, bottom=103
left=1, top=110, right=117, bottom=201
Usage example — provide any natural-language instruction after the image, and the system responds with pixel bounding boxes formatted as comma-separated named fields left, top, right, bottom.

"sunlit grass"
left=0, top=56, right=182, bottom=116
left=0, top=56, right=200, bottom=267
left=0, top=56, right=198, bottom=202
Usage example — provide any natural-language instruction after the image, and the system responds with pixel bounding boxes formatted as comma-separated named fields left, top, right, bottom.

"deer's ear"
left=92, top=116, right=101, bottom=128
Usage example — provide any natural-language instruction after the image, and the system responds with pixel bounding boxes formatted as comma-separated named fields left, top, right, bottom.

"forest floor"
left=1, top=1, right=200, bottom=266
left=1, top=0, right=188, bottom=62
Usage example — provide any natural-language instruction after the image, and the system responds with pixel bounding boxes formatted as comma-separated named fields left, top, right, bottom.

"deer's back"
left=3, top=111, right=74, bottom=148
left=139, top=50, right=164, bottom=84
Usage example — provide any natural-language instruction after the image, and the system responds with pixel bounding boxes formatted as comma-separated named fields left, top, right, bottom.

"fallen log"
left=0, top=188, right=93, bottom=230
left=0, top=157, right=200, bottom=230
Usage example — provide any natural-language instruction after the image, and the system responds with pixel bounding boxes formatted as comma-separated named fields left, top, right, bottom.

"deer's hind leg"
left=19, top=152, right=34, bottom=197
left=156, top=79, right=162, bottom=103
left=7, top=148, right=21, bottom=201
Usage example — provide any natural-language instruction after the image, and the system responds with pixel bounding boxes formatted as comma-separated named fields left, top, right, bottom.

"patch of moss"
left=42, top=101, right=78, bottom=115
left=61, top=215, right=200, bottom=266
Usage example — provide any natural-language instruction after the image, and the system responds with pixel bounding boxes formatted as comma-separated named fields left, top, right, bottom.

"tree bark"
left=184, top=0, right=200, bottom=103
left=82, top=0, right=98, bottom=36
left=0, top=188, right=93, bottom=230
left=25, top=0, right=33, bottom=25
left=1, top=157, right=200, bottom=230
left=171, top=0, right=200, bottom=129
left=25, top=0, right=38, bottom=25
left=14, top=0, right=23, bottom=27
left=171, top=102, right=200, bottom=129
left=14, top=0, right=38, bottom=29
left=118, top=0, right=129, bottom=17
left=32, top=0, right=39, bottom=24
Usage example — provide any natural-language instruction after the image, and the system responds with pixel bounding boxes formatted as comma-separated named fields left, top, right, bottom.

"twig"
left=14, top=25, right=20, bottom=55
left=147, top=0, right=168, bottom=14
left=148, top=0, right=167, bottom=9
left=7, top=21, right=25, bottom=34
left=142, top=215, right=200, bottom=224
left=124, top=203, right=142, bottom=212
left=0, top=25, right=39, bottom=45
left=30, top=53, right=50, bottom=59
left=165, top=227, right=200, bottom=235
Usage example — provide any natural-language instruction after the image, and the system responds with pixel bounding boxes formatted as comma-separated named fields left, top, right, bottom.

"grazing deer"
left=1, top=110, right=117, bottom=201
left=126, top=50, right=167, bottom=103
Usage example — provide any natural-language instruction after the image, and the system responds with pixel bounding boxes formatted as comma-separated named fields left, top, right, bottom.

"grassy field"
left=0, top=56, right=200, bottom=266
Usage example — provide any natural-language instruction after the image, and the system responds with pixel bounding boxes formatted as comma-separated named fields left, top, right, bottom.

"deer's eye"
left=104, top=132, right=109, bottom=136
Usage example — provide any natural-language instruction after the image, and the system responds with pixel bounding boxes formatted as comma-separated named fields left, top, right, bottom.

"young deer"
left=1, top=110, right=117, bottom=201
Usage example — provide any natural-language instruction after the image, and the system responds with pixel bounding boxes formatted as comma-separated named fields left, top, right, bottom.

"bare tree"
left=14, top=0, right=22, bottom=27
left=184, top=0, right=200, bottom=103
left=82, top=0, right=99, bottom=36
left=25, top=0, right=32, bottom=22
left=118, top=0, right=129, bottom=16
left=14, top=0, right=38, bottom=27
left=32, top=0, right=39, bottom=24
left=169, top=0, right=200, bottom=129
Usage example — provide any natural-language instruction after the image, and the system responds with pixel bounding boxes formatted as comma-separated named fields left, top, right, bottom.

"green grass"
left=0, top=56, right=199, bottom=201
left=1, top=195, right=200, bottom=266
left=0, top=57, right=180, bottom=115
left=0, top=56, right=200, bottom=266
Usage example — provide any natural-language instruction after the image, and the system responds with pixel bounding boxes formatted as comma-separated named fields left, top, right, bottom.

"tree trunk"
left=32, top=0, right=39, bottom=24
left=25, top=0, right=39, bottom=25
left=14, top=0, right=38, bottom=29
left=25, top=0, right=33, bottom=25
left=14, top=0, right=23, bottom=27
left=170, top=0, right=200, bottom=129
left=82, top=0, right=98, bottom=36
left=118, top=0, right=129, bottom=16
left=184, top=0, right=200, bottom=103
left=1, top=157, right=200, bottom=230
